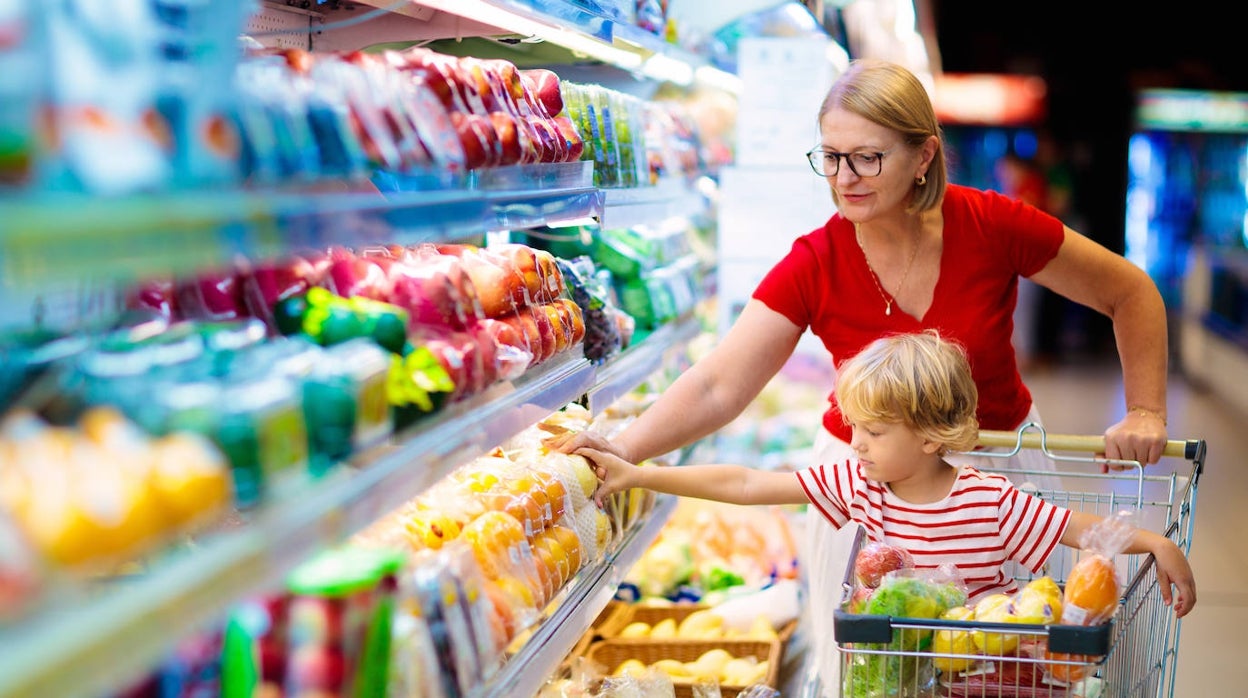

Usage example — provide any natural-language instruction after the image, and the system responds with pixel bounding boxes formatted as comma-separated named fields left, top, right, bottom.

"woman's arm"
left=576, top=446, right=809, bottom=507
left=1030, top=227, right=1169, bottom=465
left=552, top=300, right=804, bottom=462
left=1061, top=511, right=1195, bottom=617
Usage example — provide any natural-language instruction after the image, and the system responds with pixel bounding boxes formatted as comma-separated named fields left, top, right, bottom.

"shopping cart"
left=831, top=423, right=1204, bottom=698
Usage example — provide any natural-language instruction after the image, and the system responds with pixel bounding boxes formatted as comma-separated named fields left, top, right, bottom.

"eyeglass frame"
left=804, top=147, right=892, bottom=177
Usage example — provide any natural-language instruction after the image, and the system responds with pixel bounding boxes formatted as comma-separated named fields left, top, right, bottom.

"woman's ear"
left=919, top=135, right=939, bottom=174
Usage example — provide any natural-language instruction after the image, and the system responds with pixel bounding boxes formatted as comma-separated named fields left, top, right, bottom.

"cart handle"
left=978, top=429, right=1199, bottom=460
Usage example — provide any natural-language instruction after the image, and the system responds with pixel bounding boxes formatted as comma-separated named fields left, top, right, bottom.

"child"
left=576, top=330, right=1196, bottom=617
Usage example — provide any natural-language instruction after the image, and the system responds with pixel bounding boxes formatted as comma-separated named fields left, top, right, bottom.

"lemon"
left=933, top=605, right=976, bottom=673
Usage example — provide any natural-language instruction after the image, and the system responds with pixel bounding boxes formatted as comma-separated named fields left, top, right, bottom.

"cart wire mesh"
left=830, top=423, right=1203, bottom=698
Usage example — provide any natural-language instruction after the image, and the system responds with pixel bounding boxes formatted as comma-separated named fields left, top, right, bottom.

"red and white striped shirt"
left=796, top=458, right=1070, bottom=603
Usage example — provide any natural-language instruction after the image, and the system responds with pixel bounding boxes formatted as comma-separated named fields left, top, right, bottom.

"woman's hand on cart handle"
left=1102, top=410, right=1169, bottom=470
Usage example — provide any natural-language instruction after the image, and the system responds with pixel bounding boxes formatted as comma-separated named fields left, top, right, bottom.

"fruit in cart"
left=971, top=593, right=1022, bottom=656
left=1063, top=553, right=1119, bottom=625
left=1042, top=647, right=1095, bottom=683
left=932, top=605, right=977, bottom=673
left=1015, top=576, right=1063, bottom=623
left=854, top=541, right=915, bottom=588
left=748, top=615, right=779, bottom=640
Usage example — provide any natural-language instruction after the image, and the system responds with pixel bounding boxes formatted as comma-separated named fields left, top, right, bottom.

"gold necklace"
left=855, top=223, right=920, bottom=316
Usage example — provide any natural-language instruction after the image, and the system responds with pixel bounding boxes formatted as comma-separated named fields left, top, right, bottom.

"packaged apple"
left=375, top=247, right=484, bottom=332
left=240, top=253, right=323, bottom=335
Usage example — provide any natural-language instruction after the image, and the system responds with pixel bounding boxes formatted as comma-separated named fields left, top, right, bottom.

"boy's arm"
left=575, top=447, right=808, bottom=506
left=1061, top=512, right=1196, bottom=617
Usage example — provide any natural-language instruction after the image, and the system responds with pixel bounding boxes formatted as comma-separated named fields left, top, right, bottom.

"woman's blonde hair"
left=818, top=58, right=947, bottom=214
left=835, top=330, right=979, bottom=453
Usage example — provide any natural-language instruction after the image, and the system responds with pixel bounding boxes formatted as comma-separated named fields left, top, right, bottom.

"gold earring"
left=916, top=174, right=927, bottom=186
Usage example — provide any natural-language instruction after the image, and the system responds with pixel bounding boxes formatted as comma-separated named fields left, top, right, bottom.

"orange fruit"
left=1063, top=554, right=1119, bottom=625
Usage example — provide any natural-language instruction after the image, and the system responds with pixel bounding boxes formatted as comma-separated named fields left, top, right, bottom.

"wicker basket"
left=614, top=603, right=800, bottom=642
left=583, top=638, right=781, bottom=698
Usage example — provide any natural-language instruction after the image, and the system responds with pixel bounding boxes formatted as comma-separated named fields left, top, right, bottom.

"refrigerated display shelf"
left=0, top=315, right=705, bottom=698
left=0, top=175, right=603, bottom=289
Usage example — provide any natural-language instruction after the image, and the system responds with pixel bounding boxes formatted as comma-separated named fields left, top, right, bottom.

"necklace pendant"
left=885, top=302, right=892, bottom=316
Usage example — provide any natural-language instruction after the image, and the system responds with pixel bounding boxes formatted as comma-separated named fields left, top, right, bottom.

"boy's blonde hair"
left=835, top=330, right=979, bottom=453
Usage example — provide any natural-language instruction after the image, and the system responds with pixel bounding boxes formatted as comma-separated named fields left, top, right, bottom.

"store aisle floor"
left=1021, top=359, right=1248, bottom=696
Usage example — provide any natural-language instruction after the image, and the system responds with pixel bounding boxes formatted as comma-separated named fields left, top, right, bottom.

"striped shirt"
left=796, top=458, right=1070, bottom=603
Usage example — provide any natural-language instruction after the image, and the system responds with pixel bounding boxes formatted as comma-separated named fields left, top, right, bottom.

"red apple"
left=488, top=111, right=524, bottom=166
left=854, top=542, right=914, bottom=588
left=521, top=68, right=564, bottom=118
left=551, top=115, right=584, bottom=162
left=175, top=266, right=247, bottom=321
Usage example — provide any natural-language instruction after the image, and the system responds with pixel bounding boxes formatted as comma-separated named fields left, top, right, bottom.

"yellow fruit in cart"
left=649, top=617, right=678, bottom=639
left=619, top=621, right=652, bottom=638
left=932, top=605, right=977, bottom=673
left=971, top=593, right=1021, bottom=656
left=1015, top=577, right=1063, bottom=623
left=612, top=659, right=648, bottom=678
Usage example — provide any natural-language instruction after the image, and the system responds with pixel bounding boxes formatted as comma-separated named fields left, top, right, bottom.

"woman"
left=551, top=58, right=1170, bottom=694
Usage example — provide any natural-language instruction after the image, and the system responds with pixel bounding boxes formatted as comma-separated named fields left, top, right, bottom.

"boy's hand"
left=1152, top=540, right=1197, bottom=618
left=574, top=446, right=637, bottom=506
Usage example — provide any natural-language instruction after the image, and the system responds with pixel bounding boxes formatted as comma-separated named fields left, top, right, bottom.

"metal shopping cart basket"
left=830, top=423, right=1204, bottom=698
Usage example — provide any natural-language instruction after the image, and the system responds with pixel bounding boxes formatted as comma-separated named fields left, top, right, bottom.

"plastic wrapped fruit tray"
left=583, top=638, right=781, bottom=698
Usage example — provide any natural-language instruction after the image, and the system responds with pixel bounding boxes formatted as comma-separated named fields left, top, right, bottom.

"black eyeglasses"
left=805, top=147, right=890, bottom=177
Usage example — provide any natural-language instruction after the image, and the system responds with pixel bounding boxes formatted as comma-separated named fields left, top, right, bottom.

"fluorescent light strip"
left=422, top=0, right=643, bottom=69
left=641, top=52, right=695, bottom=85
left=694, top=65, right=743, bottom=95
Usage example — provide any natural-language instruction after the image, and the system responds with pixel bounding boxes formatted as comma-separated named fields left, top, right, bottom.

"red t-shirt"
left=753, top=184, right=1065, bottom=442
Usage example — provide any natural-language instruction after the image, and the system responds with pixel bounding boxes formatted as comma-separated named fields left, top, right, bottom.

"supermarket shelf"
left=0, top=352, right=593, bottom=698
left=585, top=313, right=703, bottom=415
left=0, top=173, right=604, bottom=289
left=333, top=0, right=740, bottom=93
left=475, top=493, right=678, bottom=697
left=0, top=311, right=709, bottom=698
left=599, top=178, right=709, bottom=230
